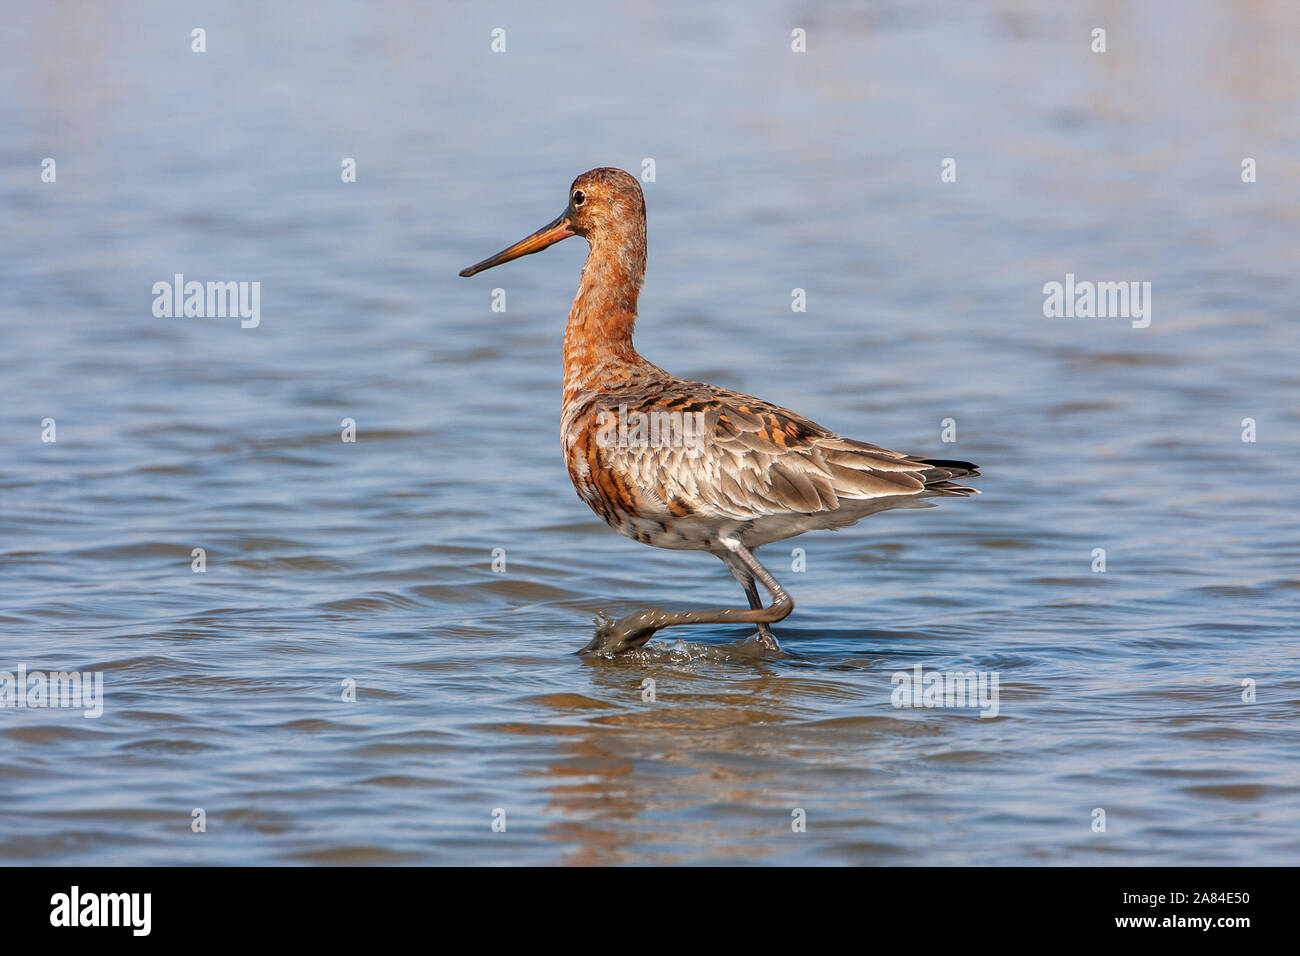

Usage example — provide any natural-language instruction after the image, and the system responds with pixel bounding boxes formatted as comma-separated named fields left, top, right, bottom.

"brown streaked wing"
left=584, top=379, right=946, bottom=522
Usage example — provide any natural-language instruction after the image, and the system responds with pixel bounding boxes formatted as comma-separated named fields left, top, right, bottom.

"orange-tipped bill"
left=459, top=212, right=574, bottom=277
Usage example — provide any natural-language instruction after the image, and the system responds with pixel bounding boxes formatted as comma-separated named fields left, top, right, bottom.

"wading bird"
left=460, top=168, right=979, bottom=657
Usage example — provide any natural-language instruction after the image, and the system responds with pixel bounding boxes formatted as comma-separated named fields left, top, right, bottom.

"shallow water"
left=2, top=1, right=1298, bottom=865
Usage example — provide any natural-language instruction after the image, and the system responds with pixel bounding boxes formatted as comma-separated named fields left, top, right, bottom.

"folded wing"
left=572, top=379, right=979, bottom=522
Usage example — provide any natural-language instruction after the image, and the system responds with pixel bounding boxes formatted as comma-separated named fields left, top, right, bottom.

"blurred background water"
left=1, top=0, right=1297, bottom=865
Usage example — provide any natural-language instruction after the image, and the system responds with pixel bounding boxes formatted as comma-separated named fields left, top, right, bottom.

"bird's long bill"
left=458, top=211, right=574, bottom=277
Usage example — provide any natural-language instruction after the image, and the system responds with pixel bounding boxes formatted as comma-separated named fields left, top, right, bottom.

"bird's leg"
left=722, top=548, right=778, bottom=651
left=580, top=539, right=792, bottom=656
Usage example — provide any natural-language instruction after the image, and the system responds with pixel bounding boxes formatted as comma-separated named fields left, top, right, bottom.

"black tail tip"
left=920, top=458, right=979, bottom=473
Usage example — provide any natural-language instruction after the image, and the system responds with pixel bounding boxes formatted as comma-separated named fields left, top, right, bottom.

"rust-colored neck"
left=562, top=218, right=647, bottom=402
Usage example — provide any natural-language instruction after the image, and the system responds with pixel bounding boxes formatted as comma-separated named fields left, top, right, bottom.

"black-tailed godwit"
left=460, top=167, right=979, bottom=657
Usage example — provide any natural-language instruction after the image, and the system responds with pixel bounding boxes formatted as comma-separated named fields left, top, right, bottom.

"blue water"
left=1, top=0, right=1297, bottom=864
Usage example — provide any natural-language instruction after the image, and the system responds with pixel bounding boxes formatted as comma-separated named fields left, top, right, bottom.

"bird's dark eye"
left=572, top=190, right=585, bottom=207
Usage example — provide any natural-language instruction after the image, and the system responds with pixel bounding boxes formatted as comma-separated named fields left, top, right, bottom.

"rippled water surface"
left=2, top=1, right=1298, bottom=865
